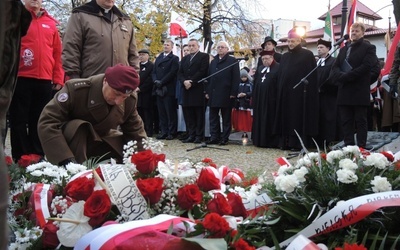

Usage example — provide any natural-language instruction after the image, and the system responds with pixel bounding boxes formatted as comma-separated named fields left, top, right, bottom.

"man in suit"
left=137, top=49, right=154, bottom=137
left=330, top=22, right=379, bottom=148
left=152, top=39, right=180, bottom=140
left=178, top=38, right=209, bottom=143
left=206, top=41, right=240, bottom=145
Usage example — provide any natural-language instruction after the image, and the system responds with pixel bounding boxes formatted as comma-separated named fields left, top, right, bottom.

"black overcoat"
left=206, top=54, right=240, bottom=108
left=152, top=52, right=179, bottom=97
left=330, top=38, right=377, bottom=106
left=178, top=51, right=209, bottom=107
left=138, top=61, right=154, bottom=108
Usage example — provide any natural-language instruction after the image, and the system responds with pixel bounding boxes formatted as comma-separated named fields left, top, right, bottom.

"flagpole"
left=341, top=0, right=348, bottom=36
left=179, top=28, right=183, bottom=59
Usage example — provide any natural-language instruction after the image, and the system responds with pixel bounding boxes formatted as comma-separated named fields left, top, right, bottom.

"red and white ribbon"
left=33, top=183, right=51, bottom=228
left=74, top=215, right=190, bottom=250
left=273, top=191, right=400, bottom=248
left=286, top=235, right=320, bottom=250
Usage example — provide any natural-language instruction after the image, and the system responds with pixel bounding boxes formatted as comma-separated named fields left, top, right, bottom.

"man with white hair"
left=205, top=41, right=240, bottom=145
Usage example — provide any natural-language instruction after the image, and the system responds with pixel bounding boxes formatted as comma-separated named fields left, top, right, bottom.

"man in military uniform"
left=38, top=64, right=147, bottom=166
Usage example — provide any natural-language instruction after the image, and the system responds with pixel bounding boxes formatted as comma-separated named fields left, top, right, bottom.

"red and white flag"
left=169, top=11, right=188, bottom=38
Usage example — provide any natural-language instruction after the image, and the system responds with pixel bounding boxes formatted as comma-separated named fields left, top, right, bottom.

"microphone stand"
left=186, top=58, right=244, bottom=152
left=288, top=45, right=341, bottom=158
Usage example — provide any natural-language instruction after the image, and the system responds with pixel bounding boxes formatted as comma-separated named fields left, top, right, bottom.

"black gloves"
left=154, top=80, right=162, bottom=88
left=389, top=84, right=398, bottom=98
left=59, top=157, right=77, bottom=167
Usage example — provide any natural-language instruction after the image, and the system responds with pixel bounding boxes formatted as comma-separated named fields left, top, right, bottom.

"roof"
left=318, top=0, right=382, bottom=21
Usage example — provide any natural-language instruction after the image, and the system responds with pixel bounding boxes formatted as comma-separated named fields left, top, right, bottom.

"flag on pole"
left=381, top=22, right=400, bottom=81
left=270, top=22, right=275, bottom=40
left=169, top=11, right=188, bottom=38
left=344, top=0, right=357, bottom=36
left=323, top=6, right=335, bottom=53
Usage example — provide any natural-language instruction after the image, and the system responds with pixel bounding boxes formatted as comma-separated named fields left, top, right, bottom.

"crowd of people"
left=3, top=0, right=400, bottom=168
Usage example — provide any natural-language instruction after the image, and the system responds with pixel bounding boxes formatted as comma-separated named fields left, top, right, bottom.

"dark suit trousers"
left=138, top=106, right=154, bottom=136
left=157, top=95, right=177, bottom=136
left=183, top=106, right=204, bottom=139
left=9, top=77, right=52, bottom=160
left=339, top=105, right=368, bottom=147
left=209, top=107, right=232, bottom=141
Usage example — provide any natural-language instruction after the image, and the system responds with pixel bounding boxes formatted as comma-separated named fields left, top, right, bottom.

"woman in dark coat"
left=252, top=50, right=279, bottom=148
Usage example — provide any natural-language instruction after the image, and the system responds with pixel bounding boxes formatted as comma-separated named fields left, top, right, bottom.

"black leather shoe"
left=166, top=135, right=175, bottom=140
left=219, top=140, right=228, bottom=146
left=182, top=137, right=195, bottom=143
left=206, top=139, right=220, bottom=145
left=193, top=138, right=202, bottom=143
left=156, top=134, right=167, bottom=139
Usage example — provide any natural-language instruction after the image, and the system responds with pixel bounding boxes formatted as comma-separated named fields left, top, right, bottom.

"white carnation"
left=293, top=167, right=308, bottom=182
left=276, top=174, right=299, bottom=193
left=326, top=150, right=344, bottom=164
left=370, top=176, right=392, bottom=193
left=337, top=169, right=358, bottom=183
left=364, top=153, right=390, bottom=169
left=342, top=145, right=360, bottom=156
left=339, top=158, right=358, bottom=171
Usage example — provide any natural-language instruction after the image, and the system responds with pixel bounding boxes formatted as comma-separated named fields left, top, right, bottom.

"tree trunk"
left=393, top=0, right=400, bottom=25
left=203, top=0, right=213, bottom=53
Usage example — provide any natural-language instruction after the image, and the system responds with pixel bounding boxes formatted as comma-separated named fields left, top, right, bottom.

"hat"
left=138, top=49, right=150, bottom=55
left=317, top=39, right=332, bottom=49
left=105, top=64, right=139, bottom=94
left=260, top=50, right=274, bottom=57
left=287, top=28, right=301, bottom=39
left=261, top=36, right=277, bottom=48
left=240, top=69, right=248, bottom=78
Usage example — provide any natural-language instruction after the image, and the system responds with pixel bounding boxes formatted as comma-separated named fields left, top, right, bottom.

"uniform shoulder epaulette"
left=69, top=79, right=91, bottom=89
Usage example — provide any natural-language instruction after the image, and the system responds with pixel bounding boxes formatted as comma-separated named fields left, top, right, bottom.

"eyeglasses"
left=217, top=46, right=227, bottom=49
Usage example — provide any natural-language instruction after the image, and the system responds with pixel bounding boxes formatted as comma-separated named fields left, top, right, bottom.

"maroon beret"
left=105, top=64, right=139, bottom=94
left=260, top=50, right=274, bottom=57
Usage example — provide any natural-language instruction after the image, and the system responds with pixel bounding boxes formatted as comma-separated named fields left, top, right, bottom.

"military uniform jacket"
left=38, top=74, right=146, bottom=164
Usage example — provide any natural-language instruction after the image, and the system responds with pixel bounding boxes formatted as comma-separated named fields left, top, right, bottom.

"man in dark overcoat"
left=38, top=64, right=147, bottom=165
left=137, top=49, right=154, bottom=136
left=316, top=39, right=341, bottom=146
left=252, top=50, right=279, bottom=148
left=330, top=22, right=378, bottom=148
left=274, top=28, right=319, bottom=150
left=178, top=38, right=209, bottom=143
left=152, top=39, right=180, bottom=140
left=206, top=41, right=240, bottom=145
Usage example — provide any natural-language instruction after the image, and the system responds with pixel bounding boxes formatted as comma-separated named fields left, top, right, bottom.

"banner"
left=170, top=11, right=188, bottom=38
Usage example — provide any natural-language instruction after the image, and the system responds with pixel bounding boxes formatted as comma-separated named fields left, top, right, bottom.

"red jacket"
left=18, top=9, right=64, bottom=85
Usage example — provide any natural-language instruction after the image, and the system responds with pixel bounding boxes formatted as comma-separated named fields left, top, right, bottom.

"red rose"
left=197, top=168, right=221, bottom=192
left=202, top=212, right=230, bottom=238
left=136, top=177, right=164, bottom=205
left=202, top=158, right=213, bottom=163
left=64, top=177, right=95, bottom=201
left=227, top=193, right=248, bottom=218
left=232, top=238, right=255, bottom=250
left=18, top=154, right=42, bottom=167
left=177, top=184, right=203, bottom=210
left=84, top=190, right=111, bottom=227
left=335, top=243, right=367, bottom=250
left=207, top=193, right=232, bottom=216
left=5, top=156, right=13, bottom=166
left=131, top=150, right=165, bottom=175
left=42, top=221, right=60, bottom=248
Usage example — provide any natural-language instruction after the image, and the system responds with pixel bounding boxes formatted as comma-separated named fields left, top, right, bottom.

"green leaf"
left=182, top=238, right=227, bottom=250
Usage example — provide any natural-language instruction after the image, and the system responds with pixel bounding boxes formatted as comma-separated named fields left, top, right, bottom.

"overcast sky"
left=255, top=0, right=394, bottom=29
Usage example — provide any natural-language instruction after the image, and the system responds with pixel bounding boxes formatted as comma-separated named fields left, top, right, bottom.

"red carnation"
left=177, top=184, right=203, bottom=210
left=84, top=190, right=112, bottom=227
left=202, top=212, right=230, bottom=238
left=64, top=177, right=95, bottom=201
left=335, top=243, right=367, bottom=250
left=197, top=168, right=220, bottom=192
left=207, top=193, right=232, bottom=216
left=232, top=238, right=255, bottom=250
left=136, top=177, right=164, bottom=205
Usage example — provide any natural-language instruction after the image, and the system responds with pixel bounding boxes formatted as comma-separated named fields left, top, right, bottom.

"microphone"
left=236, top=56, right=249, bottom=61
left=333, top=34, right=350, bottom=46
